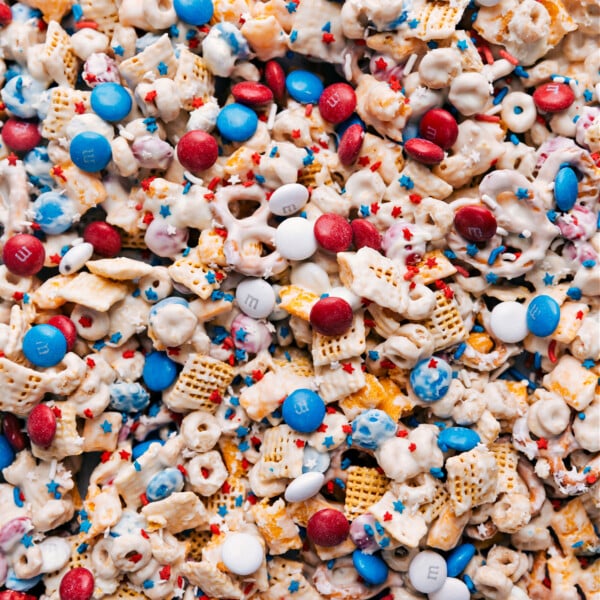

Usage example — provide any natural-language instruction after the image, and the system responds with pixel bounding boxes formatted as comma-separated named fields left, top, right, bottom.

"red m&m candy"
left=2, top=233, right=45, bottom=276
left=2, top=413, right=26, bottom=452
left=264, top=60, right=286, bottom=102
left=419, top=108, right=459, bottom=150
left=83, top=221, right=122, bottom=258
left=232, top=82, right=273, bottom=107
left=27, top=404, right=57, bottom=448
left=0, top=592, right=37, bottom=600
left=59, top=567, right=95, bottom=600
left=1, top=118, right=41, bottom=153
left=0, top=2, right=12, bottom=27
left=404, top=137, right=445, bottom=165
left=314, top=213, right=353, bottom=253
left=48, top=315, right=77, bottom=351
left=310, top=296, right=353, bottom=337
left=307, top=509, right=350, bottom=547
left=454, top=205, right=497, bottom=242
left=318, top=83, right=356, bottom=124
left=338, top=123, right=364, bottom=166
left=532, top=82, right=575, bottom=113
left=351, top=219, right=382, bottom=251
left=177, top=130, right=219, bottom=173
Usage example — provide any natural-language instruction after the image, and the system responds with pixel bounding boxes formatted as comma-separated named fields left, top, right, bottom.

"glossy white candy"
left=59, top=242, right=94, bottom=275
left=269, top=183, right=309, bottom=216
left=291, top=263, right=330, bottom=294
left=275, top=217, right=318, bottom=261
left=408, top=550, right=447, bottom=593
left=221, top=532, right=264, bottom=575
left=428, top=577, right=470, bottom=600
left=236, top=278, right=276, bottom=319
left=284, top=471, right=325, bottom=502
left=489, top=301, right=528, bottom=343
left=328, top=285, right=362, bottom=311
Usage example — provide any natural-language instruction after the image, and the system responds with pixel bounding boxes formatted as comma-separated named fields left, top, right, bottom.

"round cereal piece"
left=138, top=268, right=173, bottom=303
left=2, top=234, right=45, bottom=277
left=71, top=306, right=111, bottom=341
left=144, top=219, right=189, bottom=258
left=23, top=325, right=67, bottom=368
left=1, top=118, right=41, bottom=153
left=489, top=301, right=528, bottom=343
left=187, top=451, right=228, bottom=495
left=418, top=48, right=462, bottom=89
left=177, top=130, right=219, bottom=173
left=318, top=83, right=356, bottom=124
left=449, top=72, right=491, bottom=115
left=59, top=567, right=94, bottom=600
left=314, top=213, right=353, bottom=253
left=26, top=405, right=57, bottom=449
left=221, top=533, right=264, bottom=576
left=70, top=132, right=112, bottom=172
left=500, top=92, right=537, bottom=133
left=309, top=296, right=353, bottom=336
left=181, top=411, right=221, bottom=452
left=307, top=509, right=349, bottom=547
left=230, top=314, right=273, bottom=353
left=83, top=222, right=122, bottom=258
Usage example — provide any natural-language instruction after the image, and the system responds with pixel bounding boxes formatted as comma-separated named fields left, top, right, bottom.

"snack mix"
left=0, top=0, right=598, bottom=598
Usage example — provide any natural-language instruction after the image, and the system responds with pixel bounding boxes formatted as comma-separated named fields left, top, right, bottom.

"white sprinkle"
left=267, top=103, right=277, bottom=130
left=485, top=104, right=503, bottom=115
left=496, top=227, right=508, bottom=236
left=118, top=125, right=135, bottom=140
left=521, top=230, right=531, bottom=238
left=343, top=52, right=353, bottom=82
left=403, top=54, right=418, bottom=76
left=481, top=194, right=498, bottom=209
left=183, top=170, right=204, bottom=185
left=49, top=459, right=57, bottom=480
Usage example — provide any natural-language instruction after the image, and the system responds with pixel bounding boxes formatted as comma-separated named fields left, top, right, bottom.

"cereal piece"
left=41, top=21, right=79, bottom=87
left=251, top=498, right=303, bottom=554
left=58, top=272, right=132, bottom=312
left=204, top=476, right=247, bottom=516
left=174, top=48, right=215, bottom=111
left=168, top=248, right=225, bottom=300
left=414, top=250, right=457, bottom=285
left=445, top=447, right=499, bottom=517
left=489, top=443, right=529, bottom=496
left=86, top=257, right=154, bottom=280
left=409, top=0, right=470, bottom=41
left=552, top=301, right=589, bottom=344
left=197, top=229, right=227, bottom=268
left=41, top=88, right=92, bottom=141
left=31, top=401, right=84, bottom=461
left=278, top=284, right=320, bottom=321
left=119, top=34, right=177, bottom=88
left=177, top=529, right=212, bottom=562
left=82, top=412, right=122, bottom=453
left=543, top=354, right=597, bottom=411
left=257, top=424, right=304, bottom=481
left=26, top=0, right=72, bottom=23
left=80, top=0, right=120, bottom=36
left=426, top=505, right=471, bottom=551
left=164, top=353, right=234, bottom=413
left=339, top=372, right=388, bottom=417
left=311, top=312, right=366, bottom=367
left=344, top=466, right=390, bottom=520
left=180, top=560, right=244, bottom=599
left=141, top=491, right=209, bottom=534
left=316, top=358, right=366, bottom=404
left=550, top=498, right=600, bottom=556
left=264, top=558, right=321, bottom=600
left=50, top=161, right=108, bottom=214
left=422, top=289, right=468, bottom=351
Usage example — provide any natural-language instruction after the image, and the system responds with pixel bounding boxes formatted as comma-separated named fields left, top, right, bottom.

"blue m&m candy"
left=132, top=438, right=164, bottom=460
left=352, top=550, right=388, bottom=585
left=554, top=165, right=578, bottom=212
left=282, top=388, right=325, bottom=433
left=23, top=324, right=67, bottom=368
left=437, top=427, right=480, bottom=452
left=143, top=351, right=178, bottom=391
left=146, top=467, right=184, bottom=502
left=526, top=294, right=560, bottom=337
left=447, top=543, right=476, bottom=577
left=174, top=0, right=214, bottom=25
left=410, top=357, right=452, bottom=402
left=285, top=70, right=324, bottom=104
left=91, top=82, right=132, bottom=122
left=0, top=434, right=15, bottom=470
left=32, top=191, right=76, bottom=235
left=216, top=103, right=258, bottom=142
left=70, top=131, right=112, bottom=172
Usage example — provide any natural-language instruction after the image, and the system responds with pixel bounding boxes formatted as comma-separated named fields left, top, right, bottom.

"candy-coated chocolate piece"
left=437, top=427, right=481, bottom=452
left=284, top=471, right=325, bottom=502
left=236, top=278, right=276, bottom=319
left=274, top=217, right=317, bottom=260
left=47, top=315, right=77, bottom=351
left=146, top=467, right=184, bottom=502
left=23, top=325, right=67, bottom=368
left=177, top=130, right=219, bottom=172
left=32, top=191, right=76, bottom=235
left=216, top=103, right=258, bottom=142
left=90, top=83, right=132, bottom=122
left=526, top=295, right=561, bottom=337
left=83, top=222, right=122, bottom=258
left=0, top=592, right=37, bottom=600
left=1, top=118, right=41, bottom=153
left=232, top=82, right=273, bottom=106
left=554, top=166, right=578, bottom=212
left=221, top=533, right=264, bottom=576
left=533, top=82, right=575, bottom=113
left=59, top=243, right=94, bottom=275
left=419, top=108, right=459, bottom=149
left=410, top=357, right=452, bottom=402
left=351, top=218, right=382, bottom=250
left=318, top=82, right=356, bottom=124
left=285, top=70, right=324, bottom=104
left=264, top=60, right=286, bottom=101
left=454, top=205, right=498, bottom=242
left=0, top=435, right=15, bottom=470
left=132, top=439, right=164, bottom=460
left=2, top=234, right=45, bottom=276
left=282, top=388, right=326, bottom=433
left=351, top=409, right=397, bottom=450
left=404, top=137, right=445, bottom=164
left=408, top=551, right=447, bottom=593
left=2, top=414, right=26, bottom=452
left=144, top=219, right=188, bottom=258
left=173, top=0, right=213, bottom=25
left=314, top=213, right=353, bottom=253
left=446, top=544, right=476, bottom=577
left=338, top=123, right=364, bottom=165
left=302, top=446, right=330, bottom=473
left=26, top=404, right=57, bottom=448
left=429, top=577, right=470, bottom=600
left=109, top=382, right=151, bottom=413
left=349, top=514, right=380, bottom=553
left=352, top=550, right=389, bottom=585
left=269, top=183, right=309, bottom=216
left=69, top=132, right=112, bottom=172
left=310, top=296, right=353, bottom=336
left=230, top=314, right=272, bottom=353
left=489, top=301, right=528, bottom=343
left=0, top=2, right=12, bottom=26
left=59, top=568, right=94, bottom=600
left=143, top=351, right=178, bottom=391
left=307, top=509, right=349, bottom=547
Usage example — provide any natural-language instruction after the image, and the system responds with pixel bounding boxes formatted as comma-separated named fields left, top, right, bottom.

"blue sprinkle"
left=583, top=89, right=593, bottom=102
left=238, top=440, right=249, bottom=452
left=509, top=133, right=520, bottom=145
left=183, top=180, right=192, bottom=194
left=327, top=559, right=335, bottom=570
left=269, top=146, right=279, bottom=157
left=143, top=580, right=155, bottom=589
left=464, top=574, right=477, bottom=593
left=113, top=45, right=125, bottom=56
left=255, top=174, right=265, bottom=183
left=368, top=350, right=380, bottom=360
left=133, top=461, right=141, bottom=472
left=488, top=245, right=506, bottom=266
left=359, top=205, right=370, bottom=217
left=493, top=87, right=509, bottom=105
left=582, top=259, right=596, bottom=268
left=444, top=249, right=457, bottom=259
left=582, top=359, right=595, bottom=369
left=157, top=62, right=168, bottom=75
left=182, top=247, right=191, bottom=257
left=321, top=21, right=331, bottom=32
left=72, top=4, right=83, bottom=20
left=341, top=457, right=352, bottom=470
left=13, top=487, right=23, bottom=507
left=466, top=243, right=479, bottom=257
left=399, top=174, right=414, bottom=190
left=427, top=41, right=438, bottom=49
left=363, top=524, right=374, bottom=536
left=430, top=467, right=445, bottom=479
left=571, top=540, right=584, bottom=548
left=534, top=352, right=542, bottom=370
left=485, top=272, right=499, bottom=284
left=472, top=325, right=484, bottom=333
left=514, top=66, right=529, bottom=78
left=77, top=542, right=89, bottom=554
left=109, top=332, right=122, bottom=344
left=454, top=342, right=467, bottom=360
left=290, top=30, right=298, bottom=43
left=546, top=210, right=558, bottom=223
left=578, top=412, right=586, bottom=420
left=279, top=326, right=289, bottom=338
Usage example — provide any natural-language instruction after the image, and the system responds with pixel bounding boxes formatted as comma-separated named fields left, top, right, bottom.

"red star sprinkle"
left=144, top=90, right=157, bottom=102
left=52, top=406, right=62, bottom=418
left=86, top=357, right=96, bottom=368
left=119, top=450, right=131, bottom=460
left=409, top=194, right=422, bottom=204
left=426, top=257, right=438, bottom=268
left=316, top=423, right=328, bottom=433
left=122, top=350, right=135, bottom=359
left=358, top=156, right=370, bottom=166
left=396, top=429, right=408, bottom=438
left=408, top=443, right=417, bottom=452
left=322, top=32, right=335, bottom=44
left=370, top=161, right=382, bottom=172
left=383, top=511, right=393, bottom=521
left=291, top=129, right=301, bottom=139
left=74, top=102, right=86, bottom=114
left=51, top=166, right=66, bottom=181
left=7, top=153, right=18, bottom=166
left=576, top=310, right=584, bottom=320
left=370, top=202, right=380, bottom=215
left=191, top=97, right=204, bottom=108
left=295, top=439, right=305, bottom=448
left=210, top=524, right=221, bottom=535
left=342, top=362, right=355, bottom=373
left=389, top=76, right=401, bottom=92
left=100, top=451, right=112, bottom=463
left=375, top=57, right=388, bottom=71
left=83, top=409, right=94, bottom=419
left=402, top=227, right=413, bottom=241
left=159, top=565, right=171, bottom=580
left=536, top=437, right=548, bottom=450
left=12, top=292, right=24, bottom=301
left=428, top=358, right=438, bottom=368
left=139, top=495, right=149, bottom=507
left=391, top=206, right=402, bottom=218
left=209, top=390, right=222, bottom=404
left=222, top=481, right=231, bottom=493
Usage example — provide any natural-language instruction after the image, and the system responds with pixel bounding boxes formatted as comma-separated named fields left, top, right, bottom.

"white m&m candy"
left=221, top=533, right=264, bottom=576
left=236, top=278, right=276, bottom=319
left=274, top=217, right=317, bottom=261
left=269, top=183, right=309, bottom=216
left=489, top=301, right=528, bottom=343
left=428, top=577, right=470, bottom=600
left=284, top=471, right=325, bottom=503
left=408, top=550, right=447, bottom=593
